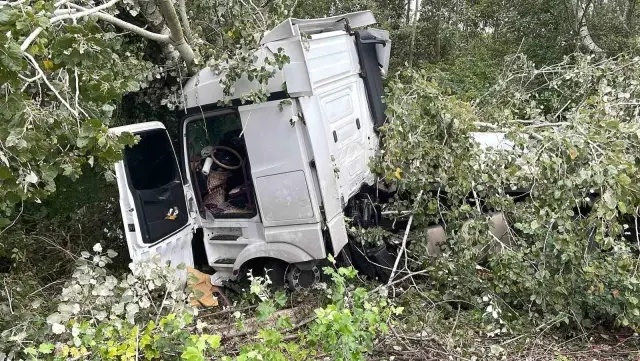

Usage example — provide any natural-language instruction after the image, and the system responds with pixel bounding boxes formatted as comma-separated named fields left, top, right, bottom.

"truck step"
left=210, top=234, right=240, bottom=240
left=211, top=258, right=235, bottom=269
left=207, top=237, right=254, bottom=246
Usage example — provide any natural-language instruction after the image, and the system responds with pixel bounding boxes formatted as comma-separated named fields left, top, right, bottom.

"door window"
left=125, top=129, right=178, bottom=190
left=123, top=129, right=188, bottom=244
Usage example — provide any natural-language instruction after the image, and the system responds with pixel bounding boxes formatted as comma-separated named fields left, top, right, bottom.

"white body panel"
left=238, top=100, right=326, bottom=259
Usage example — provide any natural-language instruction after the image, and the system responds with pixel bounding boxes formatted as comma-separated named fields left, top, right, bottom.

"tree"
left=0, top=0, right=291, bottom=228
left=570, top=0, right=604, bottom=53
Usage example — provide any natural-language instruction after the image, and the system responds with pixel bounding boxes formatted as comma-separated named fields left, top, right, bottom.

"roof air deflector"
left=260, top=11, right=377, bottom=44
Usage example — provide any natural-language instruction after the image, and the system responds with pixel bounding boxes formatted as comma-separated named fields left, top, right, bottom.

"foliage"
left=375, top=53, right=640, bottom=331
left=0, top=0, right=296, bottom=228
left=1, top=247, right=398, bottom=361
left=188, top=0, right=293, bottom=104
left=0, top=1, right=148, bottom=224
left=306, top=258, right=402, bottom=361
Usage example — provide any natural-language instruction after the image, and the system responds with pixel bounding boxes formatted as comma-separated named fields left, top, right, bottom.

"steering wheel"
left=210, top=145, right=242, bottom=170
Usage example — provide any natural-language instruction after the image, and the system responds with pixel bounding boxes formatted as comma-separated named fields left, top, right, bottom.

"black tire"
left=263, top=258, right=288, bottom=290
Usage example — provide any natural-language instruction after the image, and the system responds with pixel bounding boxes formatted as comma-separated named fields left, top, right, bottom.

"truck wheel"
left=286, top=264, right=321, bottom=291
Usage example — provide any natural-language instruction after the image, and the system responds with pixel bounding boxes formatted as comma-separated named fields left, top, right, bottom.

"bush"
left=375, top=53, right=640, bottom=330
left=1, top=248, right=401, bottom=361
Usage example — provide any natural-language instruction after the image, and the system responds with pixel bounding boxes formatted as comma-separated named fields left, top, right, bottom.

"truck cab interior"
left=185, top=110, right=257, bottom=219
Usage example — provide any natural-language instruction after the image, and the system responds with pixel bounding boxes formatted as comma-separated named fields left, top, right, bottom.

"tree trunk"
left=434, top=0, right=441, bottom=61
left=572, top=0, right=604, bottom=53
left=156, top=0, right=196, bottom=72
left=178, top=0, right=194, bottom=44
left=405, top=0, right=411, bottom=24
left=137, top=0, right=196, bottom=72
left=408, top=0, right=420, bottom=67
left=620, top=0, right=636, bottom=32
left=137, top=0, right=179, bottom=62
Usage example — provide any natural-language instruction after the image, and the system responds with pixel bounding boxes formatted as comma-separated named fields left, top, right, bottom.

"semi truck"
left=110, top=10, right=511, bottom=289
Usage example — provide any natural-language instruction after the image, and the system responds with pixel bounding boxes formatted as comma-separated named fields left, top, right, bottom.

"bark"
left=21, top=0, right=197, bottom=77
left=571, top=0, right=604, bottom=53
left=63, top=3, right=170, bottom=43
left=177, top=0, right=194, bottom=44
left=156, top=0, right=196, bottom=72
left=405, top=0, right=411, bottom=24
left=434, top=0, right=441, bottom=61
left=135, top=0, right=197, bottom=70
left=408, top=0, right=420, bottom=67
left=137, top=0, right=180, bottom=63
left=618, top=0, right=636, bottom=32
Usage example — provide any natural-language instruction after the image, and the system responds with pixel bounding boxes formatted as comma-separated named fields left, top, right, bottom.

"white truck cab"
left=111, top=11, right=391, bottom=287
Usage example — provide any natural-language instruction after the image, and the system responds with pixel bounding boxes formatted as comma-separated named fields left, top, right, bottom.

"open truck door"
left=111, top=122, right=195, bottom=270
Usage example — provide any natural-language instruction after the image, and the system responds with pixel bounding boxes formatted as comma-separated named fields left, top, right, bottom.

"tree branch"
left=387, top=190, right=423, bottom=285
left=21, top=0, right=121, bottom=51
left=65, top=3, right=171, bottom=43
left=22, top=52, right=79, bottom=118
left=407, top=0, right=420, bottom=68
left=51, top=0, right=120, bottom=23
left=177, top=0, right=194, bottom=44
left=22, top=0, right=174, bottom=53
left=0, top=0, right=26, bottom=6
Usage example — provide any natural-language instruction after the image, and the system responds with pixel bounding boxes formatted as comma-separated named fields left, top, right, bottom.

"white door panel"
left=238, top=100, right=322, bottom=228
left=111, top=122, right=195, bottom=274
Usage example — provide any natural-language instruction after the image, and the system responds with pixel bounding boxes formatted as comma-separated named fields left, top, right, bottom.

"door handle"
left=333, top=131, right=338, bottom=143
left=355, top=118, right=360, bottom=130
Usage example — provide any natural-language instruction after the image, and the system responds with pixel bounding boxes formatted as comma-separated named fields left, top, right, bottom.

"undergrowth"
left=1, top=249, right=401, bottom=361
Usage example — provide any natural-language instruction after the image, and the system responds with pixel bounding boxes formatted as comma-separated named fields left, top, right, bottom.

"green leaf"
left=618, top=173, right=631, bottom=186
left=38, top=343, right=55, bottom=354
left=181, top=346, right=204, bottom=361
left=0, top=165, right=12, bottom=180
left=204, top=334, right=221, bottom=349
left=0, top=10, right=13, bottom=24
left=256, top=301, right=276, bottom=322
left=274, top=291, right=287, bottom=307
left=0, top=41, right=25, bottom=72
left=76, top=136, right=90, bottom=148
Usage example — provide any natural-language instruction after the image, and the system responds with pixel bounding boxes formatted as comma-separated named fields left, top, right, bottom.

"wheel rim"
left=286, top=265, right=320, bottom=291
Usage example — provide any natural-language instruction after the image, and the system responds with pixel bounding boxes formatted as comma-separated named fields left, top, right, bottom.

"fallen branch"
left=371, top=269, right=429, bottom=295
left=387, top=214, right=413, bottom=285
left=223, top=313, right=318, bottom=341
left=177, top=0, right=194, bottom=44
left=210, top=306, right=312, bottom=340
left=387, top=190, right=423, bottom=286
left=0, top=0, right=26, bottom=6
left=197, top=305, right=256, bottom=320
left=156, top=0, right=196, bottom=71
